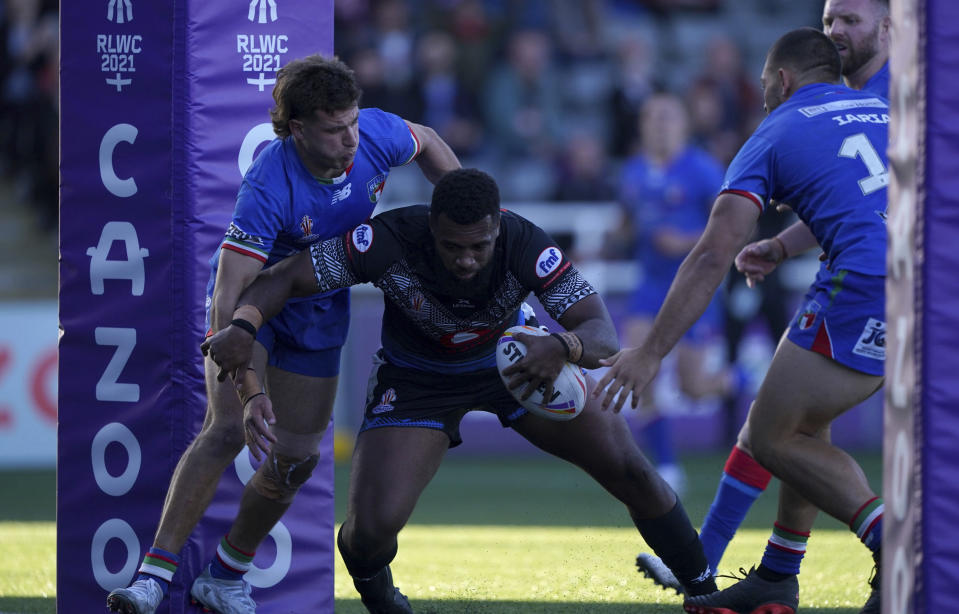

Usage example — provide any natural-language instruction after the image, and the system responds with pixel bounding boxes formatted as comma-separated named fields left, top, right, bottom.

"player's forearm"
left=567, top=318, right=619, bottom=369
left=414, top=125, right=461, bottom=184
left=776, top=220, right=819, bottom=259
left=555, top=294, right=619, bottom=369
left=235, top=251, right=318, bottom=325
left=646, top=244, right=730, bottom=360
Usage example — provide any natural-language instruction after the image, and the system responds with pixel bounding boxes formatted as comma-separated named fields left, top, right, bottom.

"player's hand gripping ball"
left=496, top=325, right=587, bottom=421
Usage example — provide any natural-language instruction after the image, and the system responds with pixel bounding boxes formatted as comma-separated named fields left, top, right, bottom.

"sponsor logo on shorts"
left=372, top=388, right=397, bottom=414
left=797, top=301, right=821, bottom=330
left=352, top=224, right=373, bottom=252
left=853, top=317, right=885, bottom=360
left=367, top=174, right=387, bottom=203
left=535, top=247, right=563, bottom=278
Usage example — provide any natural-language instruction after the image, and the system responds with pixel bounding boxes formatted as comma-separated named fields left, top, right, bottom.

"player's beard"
left=841, top=25, right=881, bottom=77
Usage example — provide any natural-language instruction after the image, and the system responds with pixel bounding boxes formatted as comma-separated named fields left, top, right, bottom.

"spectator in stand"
left=552, top=131, right=617, bottom=204
left=411, top=30, right=485, bottom=160
left=608, top=36, right=658, bottom=158
left=483, top=28, right=563, bottom=160
left=1, top=0, right=58, bottom=233
left=483, top=28, right=563, bottom=200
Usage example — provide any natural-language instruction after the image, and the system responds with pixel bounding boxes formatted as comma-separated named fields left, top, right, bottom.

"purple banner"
left=59, top=2, right=333, bottom=613
left=183, top=3, right=335, bottom=612
left=919, top=0, right=959, bottom=611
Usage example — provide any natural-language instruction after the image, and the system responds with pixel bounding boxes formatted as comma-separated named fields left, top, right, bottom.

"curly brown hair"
left=270, top=55, right=362, bottom=138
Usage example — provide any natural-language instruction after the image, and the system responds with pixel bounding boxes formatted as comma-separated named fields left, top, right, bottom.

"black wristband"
left=243, top=391, right=266, bottom=407
left=230, top=318, right=257, bottom=337
left=550, top=332, right=571, bottom=359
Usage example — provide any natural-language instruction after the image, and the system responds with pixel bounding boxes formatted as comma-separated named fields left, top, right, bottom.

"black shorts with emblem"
left=359, top=349, right=530, bottom=447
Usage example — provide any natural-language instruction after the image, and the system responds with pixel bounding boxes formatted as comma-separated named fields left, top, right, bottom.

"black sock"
left=337, top=525, right=398, bottom=580
left=756, top=563, right=794, bottom=582
left=633, top=501, right=717, bottom=596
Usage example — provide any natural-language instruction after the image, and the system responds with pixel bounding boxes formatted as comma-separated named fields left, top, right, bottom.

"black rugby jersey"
left=307, top=205, right=595, bottom=372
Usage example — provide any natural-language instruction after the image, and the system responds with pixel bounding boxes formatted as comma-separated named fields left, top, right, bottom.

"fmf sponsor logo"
left=536, top=247, right=562, bottom=278
left=352, top=224, right=373, bottom=252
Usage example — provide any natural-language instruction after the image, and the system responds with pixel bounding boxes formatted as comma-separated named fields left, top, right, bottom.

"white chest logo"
left=535, top=247, right=563, bottom=278
left=332, top=183, right=352, bottom=205
left=352, top=224, right=373, bottom=252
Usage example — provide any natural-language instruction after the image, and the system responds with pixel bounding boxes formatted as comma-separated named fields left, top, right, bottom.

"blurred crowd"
left=1, top=0, right=820, bottom=250
left=0, top=0, right=58, bottom=234
left=334, top=0, right=816, bottom=206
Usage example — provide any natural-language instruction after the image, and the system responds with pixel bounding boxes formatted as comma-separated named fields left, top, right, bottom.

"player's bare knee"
left=250, top=450, right=319, bottom=503
left=196, top=423, right=246, bottom=458
left=735, top=422, right=753, bottom=454
left=249, top=427, right=325, bottom=503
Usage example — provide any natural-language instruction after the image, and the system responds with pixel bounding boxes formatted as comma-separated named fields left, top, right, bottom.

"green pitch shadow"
left=0, top=596, right=55, bottom=614
left=334, top=598, right=862, bottom=613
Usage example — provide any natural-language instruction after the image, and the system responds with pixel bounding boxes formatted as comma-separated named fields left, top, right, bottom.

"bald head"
left=767, top=27, right=843, bottom=82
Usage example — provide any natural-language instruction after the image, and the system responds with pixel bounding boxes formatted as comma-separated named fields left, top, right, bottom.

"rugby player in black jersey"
left=202, top=168, right=717, bottom=612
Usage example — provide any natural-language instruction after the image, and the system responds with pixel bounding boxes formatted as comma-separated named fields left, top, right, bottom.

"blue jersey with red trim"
left=721, top=83, right=888, bottom=276
left=619, top=145, right=724, bottom=281
left=207, top=107, right=419, bottom=286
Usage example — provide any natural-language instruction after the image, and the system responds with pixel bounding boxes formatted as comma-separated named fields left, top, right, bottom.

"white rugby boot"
left=106, top=577, right=164, bottom=614
left=189, top=566, right=257, bottom=613
left=636, top=552, right=685, bottom=595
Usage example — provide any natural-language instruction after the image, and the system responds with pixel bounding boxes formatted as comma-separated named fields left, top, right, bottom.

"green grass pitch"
left=0, top=452, right=881, bottom=613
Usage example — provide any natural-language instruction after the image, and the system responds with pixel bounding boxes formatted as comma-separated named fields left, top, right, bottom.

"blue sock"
left=209, top=535, right=254, bottom=581
left=760, top=523, right=809, bottom=576
left=699, top=447, right=771, bottom=572
left=643, top=415, right=677, bottom=466
left=135, top=547, right=180, bottom=596
left=851, top=497, right=883, bottom=554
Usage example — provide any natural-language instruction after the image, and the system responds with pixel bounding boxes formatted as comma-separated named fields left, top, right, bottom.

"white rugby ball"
left=495, top=325, right=587, bottom=421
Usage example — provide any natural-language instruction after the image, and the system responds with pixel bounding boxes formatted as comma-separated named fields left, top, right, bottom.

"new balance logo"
left=332, top=183, right=352, bottom=204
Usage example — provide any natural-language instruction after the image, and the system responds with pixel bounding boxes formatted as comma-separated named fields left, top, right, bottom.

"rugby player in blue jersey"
left=107, top=54, right=460, bottom=614
left=598, top=27, right=887, bottom=614
left=203, top=168, right=722, bottom=613
left=635, top=3, right=890, bottom=612
left=615, top=92, right=739, bottom=495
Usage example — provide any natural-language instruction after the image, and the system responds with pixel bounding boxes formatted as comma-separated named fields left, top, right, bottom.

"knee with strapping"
left=250, top=450, right=319, bottom=503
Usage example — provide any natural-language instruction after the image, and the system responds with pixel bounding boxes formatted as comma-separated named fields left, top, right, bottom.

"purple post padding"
left=884, top=0, right=921, bottom=611
left=59, top=2, right=333, bottom=613
left=920, top=1, right=959, bottom=611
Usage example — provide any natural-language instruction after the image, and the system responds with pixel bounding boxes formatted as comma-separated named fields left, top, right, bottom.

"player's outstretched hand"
left=735, top=238, right=785, bottom=288
left=201, top=325, right=256, bottom=382
left=594, top=347, right=661, bottom=412
left=501, top=331, right=564, bottom=404
left=244, top=393, right=277, bottom=461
